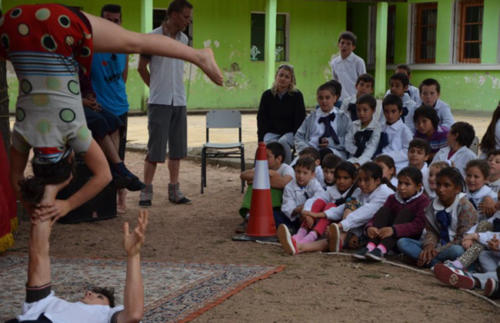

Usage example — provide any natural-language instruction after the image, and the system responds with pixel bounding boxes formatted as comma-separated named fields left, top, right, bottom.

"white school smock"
left=467, top=185, right=497, bottom=222
left=433, top=146, right=477, bottom=178
left=378, top=119, right=413, bottom=172
left=330, top=52, right=366, bottom=101
left=345, top=118, right=381, bottom=165
left=340, top=183, right=393, bottom=231
left=281, top=178, right=324, bottom=221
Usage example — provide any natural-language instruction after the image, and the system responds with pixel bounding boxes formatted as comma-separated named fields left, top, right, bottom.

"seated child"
left=433, top=122, right=477, bottom=178
left=295, top=80, right=351, bottom=160
left=278, top=161, right=360, bottom=255
left=353, top=166, right=430, bottom=261
left=433, top=213, right=500, bottom=296
left=374, top=155, right=398, bottom=191
left=320, top=153, right=342, bottom=189
left=237, top=142, right=294, bottom=232
left=345, top=94, right=381, bottom=166
left=341, top=73, right=381, bottom=122
left=278, top=157, right=324, bottom=233
left=480, top=103, right=500, bottom=157
left=328, top=162, right=394, bottom=251
left=374, top=95, right=413, bottom=172
left=408, top=138, right=431, bottom=191
left=425, top=161, right=449, bottom=199
left=413, top=106, right=449, bottom=161
left=397, top=167, right=478, bottom=268
left=487, top=150, right=500, bottom=193
left=394, top=64, right=421, bottom=105
left=464, top=160, right=497, bottom=222
left=294, top=147, right=330, bottom=187
left=419, top=78, right=454, bottom=129
left=388, top=73, right=418, bottom=132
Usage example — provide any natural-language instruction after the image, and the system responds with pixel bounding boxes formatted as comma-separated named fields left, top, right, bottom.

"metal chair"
left=201, top=110, right=245, bottom=193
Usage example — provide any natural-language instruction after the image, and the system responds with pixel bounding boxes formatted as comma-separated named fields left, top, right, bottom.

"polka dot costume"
left=0, top=4, right=93, bottom=154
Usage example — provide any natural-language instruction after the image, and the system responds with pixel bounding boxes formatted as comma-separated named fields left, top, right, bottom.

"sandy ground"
left=9, top=151, right=500, bottom=322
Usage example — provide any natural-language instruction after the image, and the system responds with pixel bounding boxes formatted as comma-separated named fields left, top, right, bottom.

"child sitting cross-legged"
left=374, top=94, right=413, bottom=172
left=278, top=161, right=360, bottom=255
left=328, top=162, right=394, bottom=252
left=295, top=80, right=351, bottom=160
left=276, top=156, right=324, bottom=236
left=433, top=122, right=477, bottom=178
left=341, top=73, right=381, bottom=123
left=425, top=161, right=449, bottom=199
left=294, top=147, right=339, bottom=189
left=353, top=166, right=430, bottom=261
left=413, top=106, right=449, bottom=162
left=387, top=73, right=418, bottom=132
left=344, top=94, right=381, bottom=167
left=397, top=167, right=478, bottom=268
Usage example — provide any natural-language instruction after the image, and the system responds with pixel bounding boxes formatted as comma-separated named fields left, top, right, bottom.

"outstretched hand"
left=123, top=210, right=149, bottom=257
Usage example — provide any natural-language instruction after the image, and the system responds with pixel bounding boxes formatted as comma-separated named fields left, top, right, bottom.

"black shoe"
left=352, top=247, right=369, bottom=260
left=366, top=248, right=384, bottom=262
left=126, top=177, right=146, bottom=191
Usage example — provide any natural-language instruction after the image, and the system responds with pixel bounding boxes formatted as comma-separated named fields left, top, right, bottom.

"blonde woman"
left=257, top=65, right=306, bottom=164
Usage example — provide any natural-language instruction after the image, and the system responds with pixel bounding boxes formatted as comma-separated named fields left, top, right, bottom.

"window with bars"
left=250, top=13, right=288, bottom=62
left=458, top=0, right=483, bottom=63
left=414, top=3, right=437, bottom=63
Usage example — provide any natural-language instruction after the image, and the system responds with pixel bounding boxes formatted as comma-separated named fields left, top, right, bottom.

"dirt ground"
left=9, top=151, right=500, bottom=322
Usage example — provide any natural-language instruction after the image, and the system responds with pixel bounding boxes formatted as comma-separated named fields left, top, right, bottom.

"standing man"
left=91, top=4, right=132, bottom=213
left=137, top=0, right=193, bottom=206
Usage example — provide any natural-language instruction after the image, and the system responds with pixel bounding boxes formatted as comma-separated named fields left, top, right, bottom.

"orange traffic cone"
left=246, top=142, right=276, bottom=237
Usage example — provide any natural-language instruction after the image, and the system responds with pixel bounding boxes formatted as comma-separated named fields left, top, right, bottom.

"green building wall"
left=4, top=0, right=346, bottom=111
left=4, top=0, right=499, bottom=112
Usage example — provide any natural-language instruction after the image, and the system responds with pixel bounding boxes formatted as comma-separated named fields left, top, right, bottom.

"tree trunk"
left=0, top=60, right=9, bottom=153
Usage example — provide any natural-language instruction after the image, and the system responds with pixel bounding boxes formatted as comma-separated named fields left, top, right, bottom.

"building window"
left=250, top=12, right=288, bottom=62
left=153, top=9, right=193, bottom=46
left=414, top=3, right=437, bottom=63
left=386, top=5, right=396, bottom=64
left=458, top=0, right=483, bottom=63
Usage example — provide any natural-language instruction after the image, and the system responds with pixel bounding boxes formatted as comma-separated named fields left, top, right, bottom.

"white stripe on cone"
left=252, top=160, right=270, bottom=190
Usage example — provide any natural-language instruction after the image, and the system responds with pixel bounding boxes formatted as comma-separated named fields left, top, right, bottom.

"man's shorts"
left=146, top=104, right=187, bottom=162
left=84, top=107, right=124, bottom=140
left=117, top=112, right=128, bottom=161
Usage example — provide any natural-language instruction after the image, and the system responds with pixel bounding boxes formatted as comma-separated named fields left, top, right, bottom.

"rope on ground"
left=323, top=251, right=500, bottom=308
left=255, top=240, right=281, bottom=246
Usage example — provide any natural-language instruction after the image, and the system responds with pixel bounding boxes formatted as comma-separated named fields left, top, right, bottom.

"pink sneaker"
left=277, top=224, right=297, bottom=255
left=433, top=263, right=474, bottom=289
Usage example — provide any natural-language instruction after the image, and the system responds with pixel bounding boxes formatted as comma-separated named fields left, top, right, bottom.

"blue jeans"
left=397, top=238, right=465, bottom=267
left=273, top=210, right=300, bottom=234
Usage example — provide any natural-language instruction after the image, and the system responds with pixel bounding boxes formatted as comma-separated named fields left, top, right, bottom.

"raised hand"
left=123, top=210, right=149, bottom=257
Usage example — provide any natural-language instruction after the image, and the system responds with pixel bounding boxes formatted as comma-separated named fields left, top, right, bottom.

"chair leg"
left=240, top=147, right=245, bottom=193
left=201, top=149, right=206, bottom=194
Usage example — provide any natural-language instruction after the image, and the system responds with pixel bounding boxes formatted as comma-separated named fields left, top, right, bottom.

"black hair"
left=101, top=4, right=121, bottom=16
left=390, top=73, right=410, bottom=88
left=419, top=78, right=441, bottom=94
left=19, top=156, right=74, bottom=205
left=318, top=80, right=342, bottom=98
left=397, top=166, right=423, bottom=185
left=322, top=153, right=341, bottom=170
left=450, top=122, right=475, bottom=148
left=334, top=161, right=357, bottom=180
left=298, top=147, right=320, bottom=162
left=359, top=162, right=383, bottom=181
left=480, top=102, right=500, bottom=154
left=382, top=94, right=403, bottom=112
left=356, top=94, right=377, bottom=110
left=265, top=142, right=285, bottom=163
left=92, top=286, right=115, bottom=308
left=355, top=73, right=374, bottom=87
left=466, top=159, right=490, bottom=179
left=167, top=0, right=193, bottom=18
left=396, top=64, right=411, bottom=76
left=409, top=138, right=431, bottom=155
left=338, top=31, right=357, bottom=46
left=413, top=105, right=439, bottom=131
left=295, top=156, right=316, bottom=172
left=487, top=149, right=500, bottom=158
left=437, top=167, right=464, bottom=191
left=374, top=155, right=396, bottom=173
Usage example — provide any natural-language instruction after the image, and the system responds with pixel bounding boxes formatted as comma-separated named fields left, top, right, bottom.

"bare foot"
left=117, top=189, right=127, bottom=214
left=39, top=174, right=73, bottom=207
left=196, top=48, right=224, bottom=86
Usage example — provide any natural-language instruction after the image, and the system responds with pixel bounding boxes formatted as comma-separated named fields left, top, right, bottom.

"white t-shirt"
left=18, top=292, right=123, bottom=323
left=147, top=27, right=188, bottom=106
left=330, top=52, right=366, bottom=101
left=276, top=163, right=295, bottom=178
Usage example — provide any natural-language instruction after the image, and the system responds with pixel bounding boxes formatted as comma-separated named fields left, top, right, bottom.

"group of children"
left=239, top=30, right=500, bottom=300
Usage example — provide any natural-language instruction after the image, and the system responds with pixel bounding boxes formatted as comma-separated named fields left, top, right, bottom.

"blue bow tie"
left=318, top=113, right=340, bottom=145
left=353, top=130, right=373, bottom=158
left=436, top=209, right=451, bottom=245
